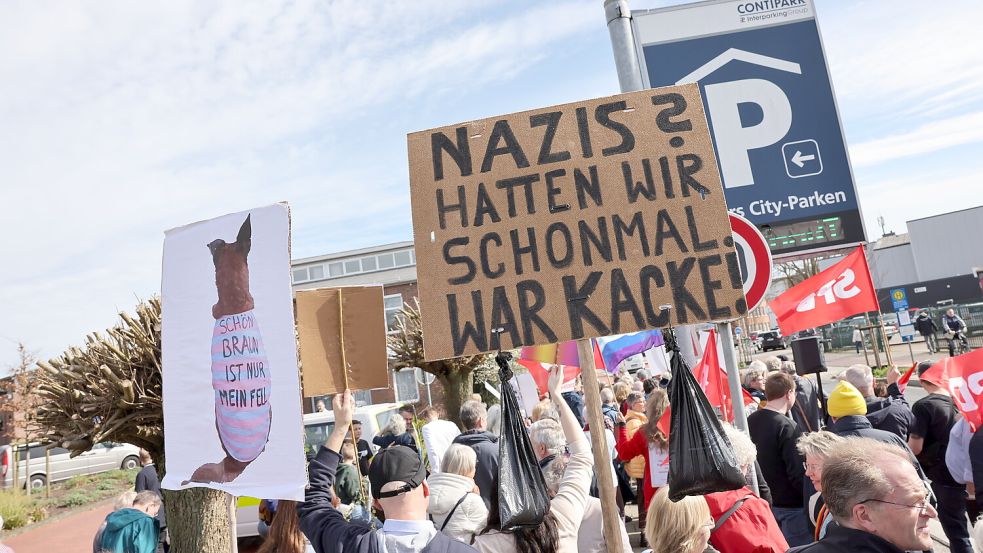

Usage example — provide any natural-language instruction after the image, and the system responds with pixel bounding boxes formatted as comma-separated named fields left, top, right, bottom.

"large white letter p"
left=704, top=78, right=792, bottom=188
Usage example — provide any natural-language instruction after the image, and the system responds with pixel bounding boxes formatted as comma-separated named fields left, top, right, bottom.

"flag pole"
left=716, top=322, right=759, bottom=496
left=576, top=338, right=625, bottom=553
left=865, top=312, right=883, bottom=368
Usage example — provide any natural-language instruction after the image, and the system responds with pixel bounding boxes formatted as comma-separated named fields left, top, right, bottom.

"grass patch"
left=59, top=491, right=97, bottom=508
left=3, top=468, right=141, bottom=531
left=0, top=489, right=34, bottom=529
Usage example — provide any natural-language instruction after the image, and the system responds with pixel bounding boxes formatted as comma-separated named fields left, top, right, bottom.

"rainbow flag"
left=517, top=340, right=606, bottom=394
left=596, top=330, right=664, bottom=373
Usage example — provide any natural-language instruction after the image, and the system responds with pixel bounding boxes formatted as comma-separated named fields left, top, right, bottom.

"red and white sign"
left=729, top=213, right=772, bottom=312
left=768, top=246, right=878, bottom=335
left=919, top=348, right=983, bottom=430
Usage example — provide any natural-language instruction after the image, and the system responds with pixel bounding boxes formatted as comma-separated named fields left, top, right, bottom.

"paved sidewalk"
left=4, top=499, right=112, bottom=553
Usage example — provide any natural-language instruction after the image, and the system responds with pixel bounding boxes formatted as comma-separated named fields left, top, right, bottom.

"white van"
left=236, top=402, right=401, bottom=538
left=1, top=442, right=141, bottom=490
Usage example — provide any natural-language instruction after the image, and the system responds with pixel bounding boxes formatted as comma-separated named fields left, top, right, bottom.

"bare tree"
left=387, top=300, right=493, bottom=425
left=3, top=343, right=43, bottom=445
left=33, top=298, right=232, bottom=552
left=775, top=257, right=821, bottom=288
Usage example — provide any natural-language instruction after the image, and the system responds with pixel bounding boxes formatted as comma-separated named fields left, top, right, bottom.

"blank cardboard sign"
left=296, top=286, right=389, bottom=396
left=407, top=84, right=747, bottom=361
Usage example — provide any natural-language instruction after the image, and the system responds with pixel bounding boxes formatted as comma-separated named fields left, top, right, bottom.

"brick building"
left=291, top=241, right=448, bottom=412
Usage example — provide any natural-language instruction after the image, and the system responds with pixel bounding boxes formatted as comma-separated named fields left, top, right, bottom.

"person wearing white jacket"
left=427, top=444, right=488, bottom=544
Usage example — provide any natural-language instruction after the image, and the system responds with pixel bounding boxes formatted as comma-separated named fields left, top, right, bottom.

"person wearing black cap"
left=908, top=360, right=973, bottom=553
left=298, top=390, right=478, bottom=553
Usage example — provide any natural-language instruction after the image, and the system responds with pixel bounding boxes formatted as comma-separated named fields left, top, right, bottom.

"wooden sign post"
left=577, top=339, right=624, bottom=553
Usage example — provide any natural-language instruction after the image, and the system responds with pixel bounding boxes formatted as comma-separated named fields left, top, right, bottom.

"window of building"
left=293, top=248, right=415, bottom=283
left=385, top=294, right=404, bottom=330
left=394, top=250, right=412, bottom=267
left=393, top=368, right=420, bottom=403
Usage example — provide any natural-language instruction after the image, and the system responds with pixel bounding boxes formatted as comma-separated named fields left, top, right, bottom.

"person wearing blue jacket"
left=97, top=491, right=161, bottom=553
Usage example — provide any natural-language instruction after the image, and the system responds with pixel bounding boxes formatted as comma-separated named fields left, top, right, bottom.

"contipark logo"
left=736, top=0, right=809, bottom=22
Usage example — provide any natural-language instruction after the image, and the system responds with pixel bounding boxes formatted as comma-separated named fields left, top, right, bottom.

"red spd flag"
left=919, top=349, right=983, bottom=430
left=768, top=247, right=879, bottom=335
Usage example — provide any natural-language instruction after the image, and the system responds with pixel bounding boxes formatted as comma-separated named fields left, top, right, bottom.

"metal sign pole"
left=604, top=0, right=644, bottom=93
left=717, top=322, right=759, bottom=496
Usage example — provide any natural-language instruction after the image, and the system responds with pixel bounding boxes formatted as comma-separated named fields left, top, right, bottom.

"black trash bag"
left=664, top=329, right=746, bottom=502
left=495, top=352, right=550, bottom=530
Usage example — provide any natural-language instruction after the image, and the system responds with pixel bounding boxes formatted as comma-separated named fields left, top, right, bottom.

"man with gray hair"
left=529, top=417, right=565, bottom=468
left=600, top=387, right=619, bottom=429
left=764, top=356, right=783, bottom=373
left=790, top=437, right=938, bottom=552
left=451, top=400, right=499, bottom=507
left=840, top=363, right=913, bottom=439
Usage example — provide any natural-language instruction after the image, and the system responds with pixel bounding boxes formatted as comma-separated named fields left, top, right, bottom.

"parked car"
left=759, top=331, right=787, bottom=352
left=236, top=402, right=402, bottom=538
left=1, top=441, right=141, bottom=491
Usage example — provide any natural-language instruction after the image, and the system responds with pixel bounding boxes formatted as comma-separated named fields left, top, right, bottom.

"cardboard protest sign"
left=160, top=203, right=306, bottom=500
left=408, top=84, right=746, bottom=360
left=295, top=286, right=389, bottom=396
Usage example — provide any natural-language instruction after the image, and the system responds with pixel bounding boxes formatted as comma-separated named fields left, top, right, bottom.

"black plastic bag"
left=495, top=352, right=550, bottom=530
left=665, top=330, right=746, bottom=501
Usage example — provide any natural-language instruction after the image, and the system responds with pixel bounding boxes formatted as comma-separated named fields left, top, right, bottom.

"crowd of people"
left=267, top=353, right=983, bottom=553
left=86, top=343, right=983, bottom=553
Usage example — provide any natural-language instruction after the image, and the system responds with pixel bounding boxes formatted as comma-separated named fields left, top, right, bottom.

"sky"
left=2, top=0, right=982, bottom=369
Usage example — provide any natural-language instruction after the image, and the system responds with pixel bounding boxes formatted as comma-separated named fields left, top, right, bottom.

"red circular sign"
left=729, top=213, right=773, bottom=312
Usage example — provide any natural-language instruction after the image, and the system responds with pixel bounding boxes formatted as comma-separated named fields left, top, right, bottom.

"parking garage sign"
left=631, top=0, right=866, bottom=257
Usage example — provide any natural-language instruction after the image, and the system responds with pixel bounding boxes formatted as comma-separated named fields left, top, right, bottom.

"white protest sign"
left=509, top=372, right=540, bottom=418
left=161, top=203, right=306, bottom=500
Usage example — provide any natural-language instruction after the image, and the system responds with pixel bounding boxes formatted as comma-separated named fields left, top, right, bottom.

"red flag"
left=919, top=349, right=983, bottom=430
left=896, top=362, right=917, bottom=393
left=692, top=330, right=749, bottom=423
left=742, top=387, right=757, bottom=409
left=657, top=405, right=672, bottom=436
left=593, top=339, right=606, bottom=372
left=768, top=246, right=879, bottom=335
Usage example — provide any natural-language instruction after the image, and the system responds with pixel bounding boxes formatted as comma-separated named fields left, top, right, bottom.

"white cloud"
left=849, top=110, right=983, bottom=167
left=820, top=0, right=983, bottom=125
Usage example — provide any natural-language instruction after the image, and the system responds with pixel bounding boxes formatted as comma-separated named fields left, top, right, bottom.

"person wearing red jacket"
left=615, top=388, right=669, bottom=547
left=703, top=424, right=788, bottom=553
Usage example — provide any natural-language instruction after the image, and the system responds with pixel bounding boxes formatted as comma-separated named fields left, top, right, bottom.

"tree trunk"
left=437, top=369, right=474, bottom=427
left=164, top=487, right=234, bottom=552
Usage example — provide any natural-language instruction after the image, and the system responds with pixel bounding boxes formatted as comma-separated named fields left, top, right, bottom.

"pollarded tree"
left=33, top=298, right=232, bottom=552
left=387, top=300, right=493, bottom=425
